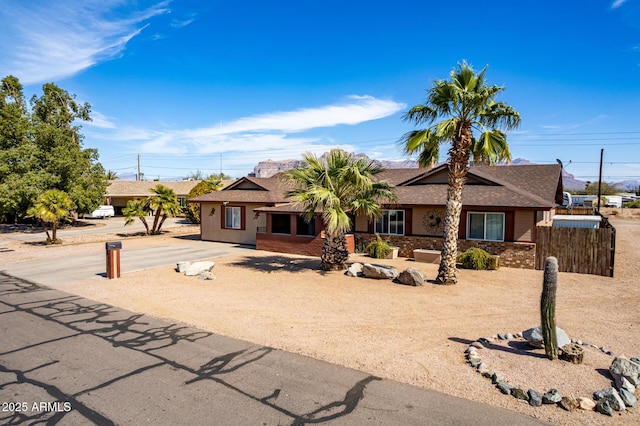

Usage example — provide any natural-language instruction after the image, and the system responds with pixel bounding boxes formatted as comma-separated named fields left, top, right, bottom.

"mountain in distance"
left=253, top=154, right=638, bottom=191
left=252, top=153, right=418, bottom=178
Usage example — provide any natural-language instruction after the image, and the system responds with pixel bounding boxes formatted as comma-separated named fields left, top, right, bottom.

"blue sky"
left=1, top=0, right=639, bottom=183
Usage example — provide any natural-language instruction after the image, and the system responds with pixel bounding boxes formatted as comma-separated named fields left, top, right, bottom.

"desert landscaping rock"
left=577, top=397, right=596, bottom=411
left=344, top=262, right=363, bottom=277
left=505, top=333, right=513, bottom=339
left=528, top=389, right=542, bottom=407
left=361, top=263, right=398, bottom=280
left=511, top=387, right=528, bottom=401
left=559, top=396, right=579, bottom=412
left=619, top=388, right=637, bottom=408
left=610, top=355, right=640, bottom=386
left=176, top=261, right=189, bottom=272
left=596, top=400, right=614, bottom=416
left=542, top=389, right=562, bottom=404
left=491, top=372, right=505, bottom=384
left=594, top=387, right=626, bottom=411
left=617, top=376, right=636, bottom=394
left=198, top=271, right=215, bottom=280
left=496, top=382, right=512, bottom=395
left=395, top=267, right=426, bottom=286
left=184, top=261, right=214, bottom=276
left=522, top=326, right=570, bottom=349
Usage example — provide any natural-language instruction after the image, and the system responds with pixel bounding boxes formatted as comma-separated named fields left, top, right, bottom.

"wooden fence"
left=535, top=224, right=616, bottom=277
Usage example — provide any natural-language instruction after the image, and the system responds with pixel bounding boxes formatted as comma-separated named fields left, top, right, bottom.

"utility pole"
left=597, top=149, right=603, bottom=213
left=137, top=154, right=141, bottom=181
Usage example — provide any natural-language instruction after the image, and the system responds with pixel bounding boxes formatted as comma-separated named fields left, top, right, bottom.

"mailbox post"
left=105, top=241, right=122, bottom=279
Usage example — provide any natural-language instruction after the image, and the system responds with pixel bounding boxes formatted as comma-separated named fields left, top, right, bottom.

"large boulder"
left=522, top=326, right=570, bottom=349
left=361, top=264, right=398, bottom=280
left=610, top=356, right=640, bottom=386
left=185, top=261, right=215, bottom=276
left=396, top=268, right=426, bottom=286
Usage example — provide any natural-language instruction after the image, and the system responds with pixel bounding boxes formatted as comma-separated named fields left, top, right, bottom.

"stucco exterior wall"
left=200, top=202, right=265, bottom=245
left=411, top=207, right=446, bottom=236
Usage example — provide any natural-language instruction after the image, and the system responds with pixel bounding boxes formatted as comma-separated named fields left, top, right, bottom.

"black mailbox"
left=106, top=241, right=122, bottom=250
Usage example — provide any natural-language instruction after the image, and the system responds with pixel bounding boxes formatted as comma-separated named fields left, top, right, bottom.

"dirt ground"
left=2, top=212, right=639, bottom=425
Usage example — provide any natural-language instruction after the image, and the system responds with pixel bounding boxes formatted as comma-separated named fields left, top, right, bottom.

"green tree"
left=26, top=189, right=74, bottom=244
left=400, top=62, right=520, bottom=284
left=185, top=177, right=223, bottom=224
left=0, top=76, right=107, bottom=222
left=148, top=184, right=181, bottom=234
left=123, top=199, right=151, bottom=235
left=583, top=181, right=618, bottom=196
left=285, top=149, right=396, bottom=271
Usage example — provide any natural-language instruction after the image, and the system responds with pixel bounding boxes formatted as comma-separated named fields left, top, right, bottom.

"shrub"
left=458, top=247, right=499, bottom=270
left=366, top=234, right=392, bottom=259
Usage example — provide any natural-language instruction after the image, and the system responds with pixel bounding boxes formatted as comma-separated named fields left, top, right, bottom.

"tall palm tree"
left=285, top=149, right=396, bottom=271
left=148, top=184, right=181, bottom=234
left=123, top=199, right=151, bottom=235
left=26, top=189, right=74, bottom=244
left=400, top=61, right=521, bottom=285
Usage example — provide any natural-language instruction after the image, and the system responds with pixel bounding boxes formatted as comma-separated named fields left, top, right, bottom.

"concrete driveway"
left=2, top=239, right=250, bottom=286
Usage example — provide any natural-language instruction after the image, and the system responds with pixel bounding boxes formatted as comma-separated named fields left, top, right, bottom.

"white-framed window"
left=225, top=206, right=242, bottom=229
left=374, top=209, right=405, bottom=235
left=467, top=212, right=505, bottom=241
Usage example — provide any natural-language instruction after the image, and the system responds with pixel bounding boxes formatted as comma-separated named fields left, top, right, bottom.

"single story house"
left=104, top=180, right=232, bottom=215
left=190, top=164, right=563, bottom=268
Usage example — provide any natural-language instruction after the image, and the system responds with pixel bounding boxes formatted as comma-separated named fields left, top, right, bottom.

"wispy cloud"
left=85, top=110, right=117, bottom=129
left=612, top=0, right=627, bottom=9
left=0, top=0, right=170, bottom=85
left=91, top=96, right=405, bottom=158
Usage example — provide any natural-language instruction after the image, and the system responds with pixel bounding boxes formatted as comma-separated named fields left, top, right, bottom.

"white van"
left=90, top=205, right=115, bottom=218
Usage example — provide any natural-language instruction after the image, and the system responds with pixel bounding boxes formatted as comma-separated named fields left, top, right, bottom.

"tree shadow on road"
left=0, top=271, right=378, bottom=426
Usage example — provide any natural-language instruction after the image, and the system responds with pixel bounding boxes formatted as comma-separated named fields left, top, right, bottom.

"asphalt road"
left=0, top=272, right=546, bottom=426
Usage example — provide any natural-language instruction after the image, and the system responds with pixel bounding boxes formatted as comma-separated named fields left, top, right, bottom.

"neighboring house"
left=191, top=164, right=563, bottom=268
left=105, top=180, right=232, bottom=215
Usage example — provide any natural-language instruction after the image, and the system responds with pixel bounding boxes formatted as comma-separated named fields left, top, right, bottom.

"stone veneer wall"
left=355, top=233, right=536, bottom=269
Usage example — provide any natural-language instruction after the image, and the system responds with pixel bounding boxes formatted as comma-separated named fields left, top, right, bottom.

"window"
left=374, top=210, right=405, bottom=235
left=467, top=212, right=505, bottom=241
left=178, top=197, right=186, bottom=207
left=296, top=215, right=315, bottom=236
left=225, top=206, right=242, bottom=229
left=271, top=214, right=291, bottom=234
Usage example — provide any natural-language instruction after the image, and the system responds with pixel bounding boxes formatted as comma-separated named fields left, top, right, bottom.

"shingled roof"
left=189, top=174, right=294, bottom=204
left=394, top=164, right=562, bottom=208
left=106, top=179, right=234, bottom=197
left=189, top=164, right=562, bottom=209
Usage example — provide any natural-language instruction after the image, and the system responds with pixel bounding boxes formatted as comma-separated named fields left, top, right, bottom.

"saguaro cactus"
left=541, top=256, right=559, bottom=360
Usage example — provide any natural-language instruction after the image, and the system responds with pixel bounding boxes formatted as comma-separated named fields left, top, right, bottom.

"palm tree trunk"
left=436, top=124, right=472, bottom=285
left=139, top=217, right=150, bottom=235
left=321, top=231, right=349, bottom=271
left=151, top=206, right=163, bottom=234
left=157, top=214, right=168, bottom=233
left=52, top=221, right=58, bottom=243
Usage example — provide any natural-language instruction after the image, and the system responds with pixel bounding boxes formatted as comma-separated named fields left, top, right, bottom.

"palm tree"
left=26, top=189, right=74, bottom=244
left=123, top=199, right=151, bottom=235
left=285, top=149, right=396, bottom=271
left=399, top=61, right=521, bottom=285
left=148, top=184, right=181, bottom=234
left=105, top=170, right=119, bottom=180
